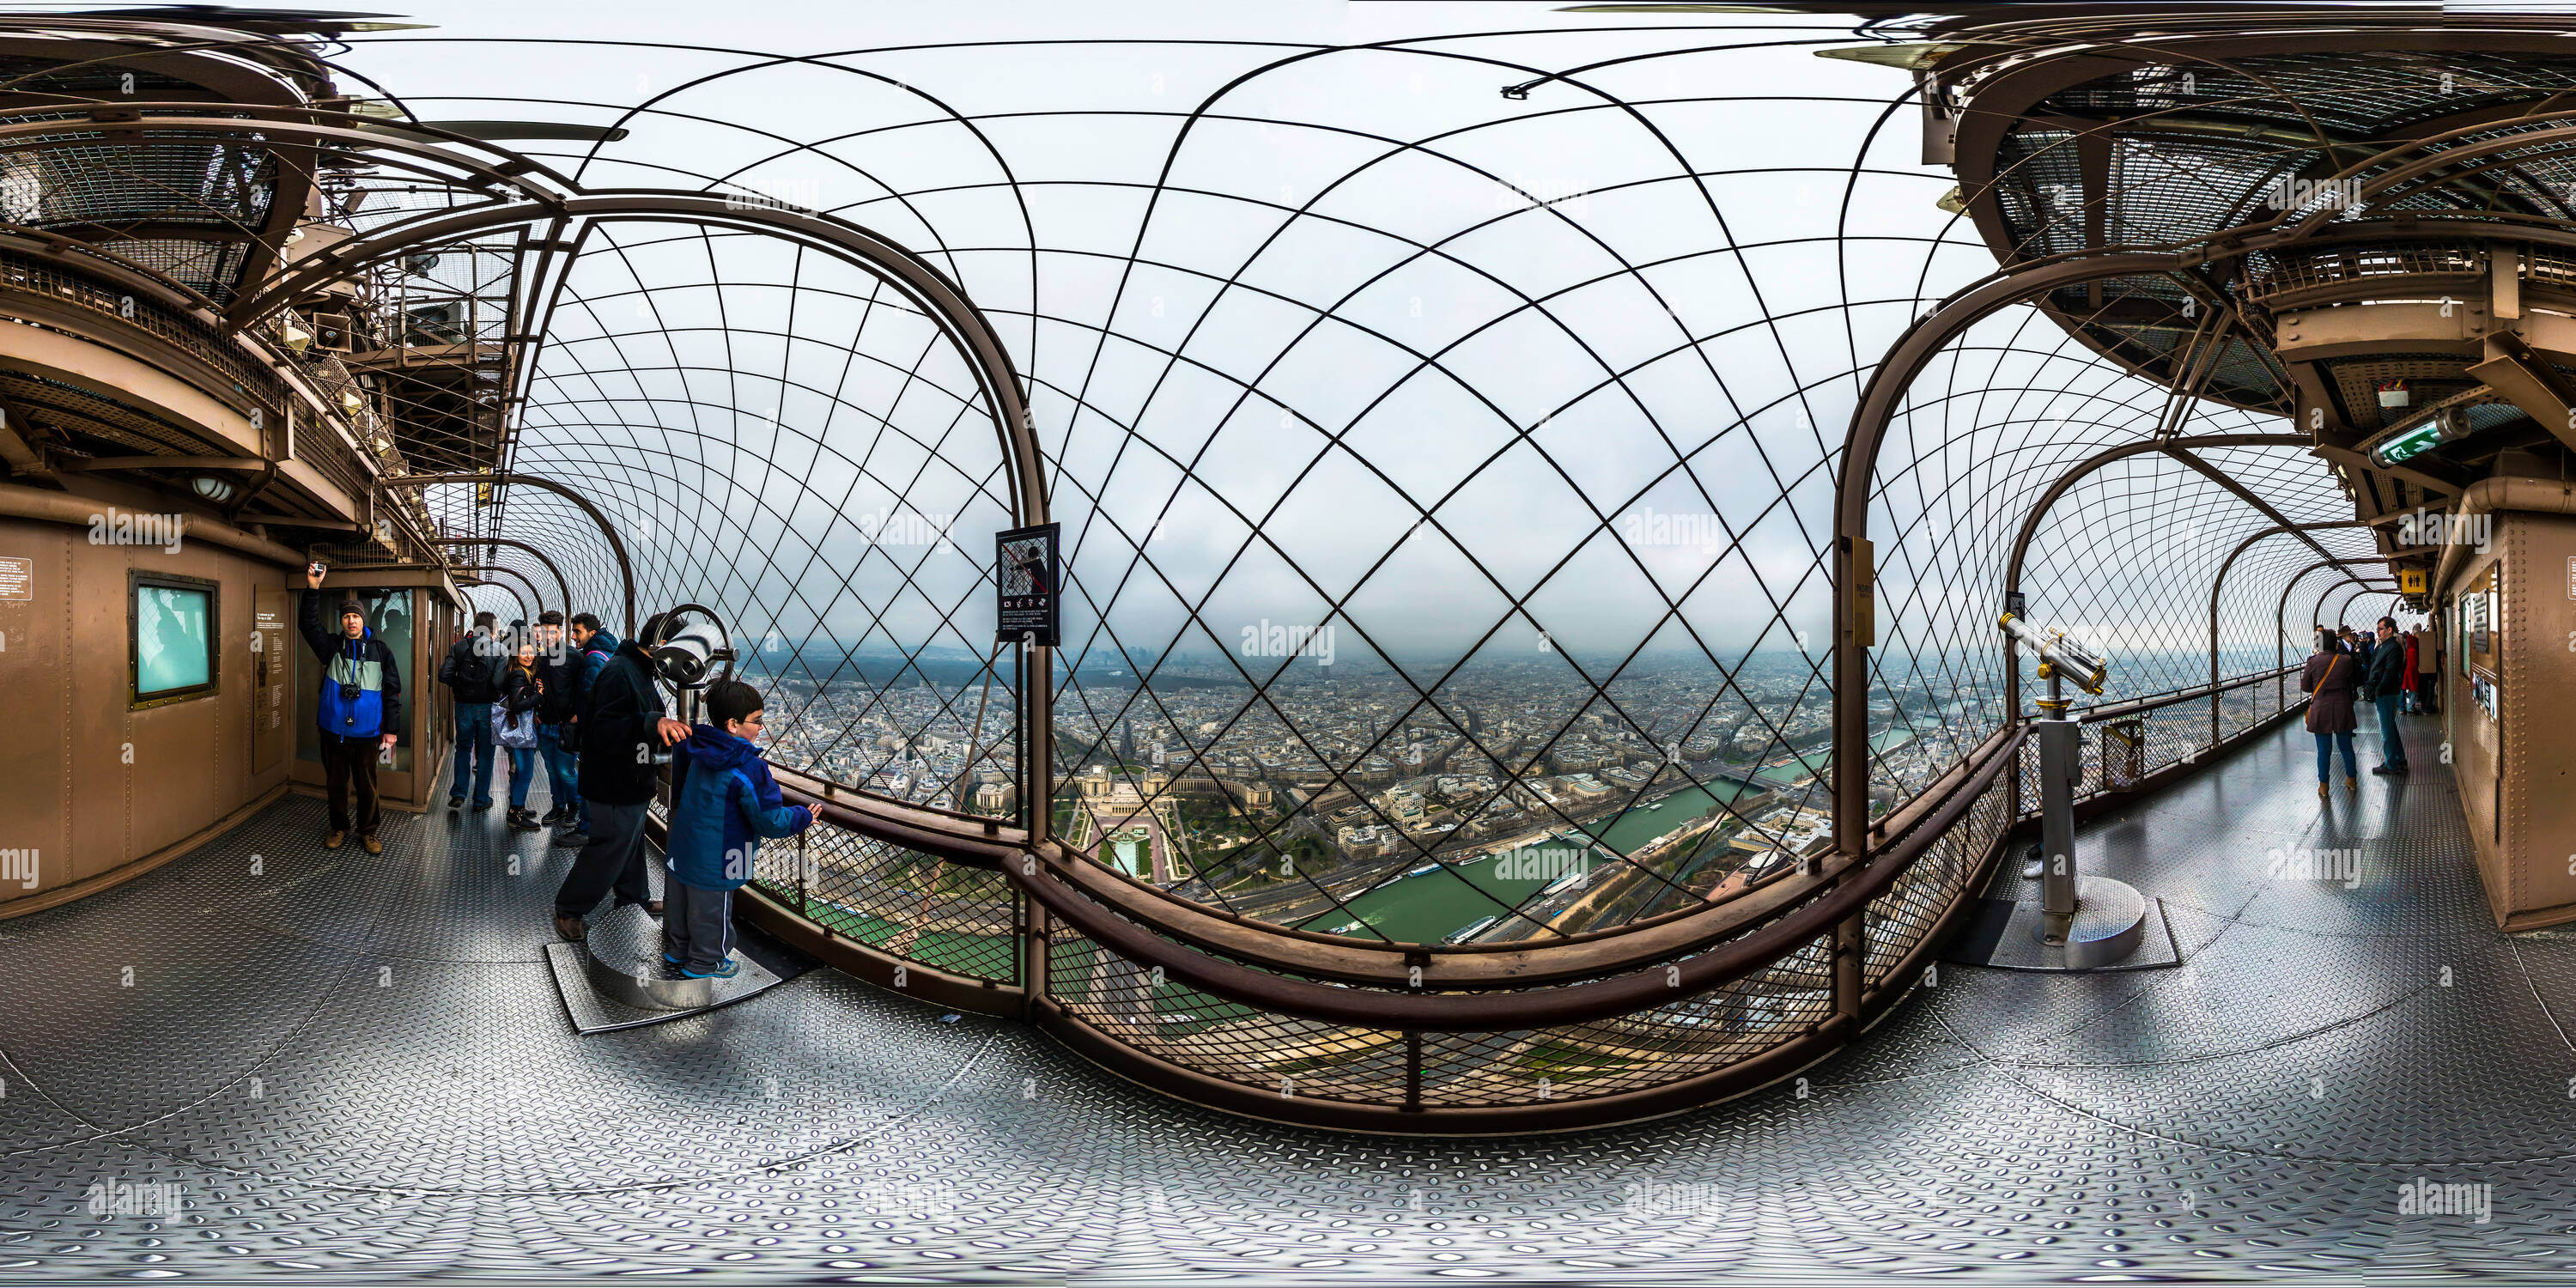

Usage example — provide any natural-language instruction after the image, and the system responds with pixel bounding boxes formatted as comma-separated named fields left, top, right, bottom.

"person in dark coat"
left=2400, top=629, right=2421, bottom=712
left=552, top=614, right=690, bottom=941
left=2366, top=617, right=2409, bottom=775
left=297, top=565, right=404, bottom=852
left=2303, top=629, right=2359, bottom=798
left=531, top=611, right=580, bottom=827
left=437, top=611, right=507, bottom=810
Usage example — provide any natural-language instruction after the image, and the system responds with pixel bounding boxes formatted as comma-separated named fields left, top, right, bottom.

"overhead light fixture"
left=191, top=474, right=239, bottom=504
left=2370, top=419, right=2443, bottom=469
left=339, top=389, right=366, bottom=414
left=282, top=322, right=313, bottom=352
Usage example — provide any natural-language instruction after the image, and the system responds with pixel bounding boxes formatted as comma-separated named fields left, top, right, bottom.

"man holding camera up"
left=299, top=564, right=403, bottom=854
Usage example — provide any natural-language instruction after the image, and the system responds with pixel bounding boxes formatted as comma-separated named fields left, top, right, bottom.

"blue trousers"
left=507, top=745, right=537, bottom=809
left=2375, top=693, right=2407, bottom=768
left=2315, top=731, right=2356, bottom=781
left=451, top=702, right=495, bottom=805
left=538, top=726, right=580, bottom=821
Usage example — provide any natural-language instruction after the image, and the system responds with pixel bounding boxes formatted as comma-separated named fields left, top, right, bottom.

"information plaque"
left=996, top=522, right=1060, bottom=647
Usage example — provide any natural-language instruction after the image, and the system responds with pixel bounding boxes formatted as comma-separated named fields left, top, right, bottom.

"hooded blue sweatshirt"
left=666, top=722, right=812, bottom=890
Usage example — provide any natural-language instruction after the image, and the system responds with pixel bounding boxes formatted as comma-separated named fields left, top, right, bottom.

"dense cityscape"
left=726, top=639, right=2282, bottom=946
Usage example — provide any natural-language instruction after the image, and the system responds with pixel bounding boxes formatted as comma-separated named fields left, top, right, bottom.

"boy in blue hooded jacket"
left=663, top=679, right=812, bottom=978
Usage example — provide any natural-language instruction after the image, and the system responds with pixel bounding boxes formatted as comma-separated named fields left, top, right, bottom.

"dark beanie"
left=339, top=596, right=366, bottom=617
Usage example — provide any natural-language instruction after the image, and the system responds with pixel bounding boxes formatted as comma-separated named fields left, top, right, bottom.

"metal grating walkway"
left=4, top=710, right=2571, bottom=1281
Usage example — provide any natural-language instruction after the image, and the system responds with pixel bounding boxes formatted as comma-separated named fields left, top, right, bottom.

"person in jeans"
left=2304, top=628, right=2358, bottom=799
left=439, top=611, right=508, bottom=809
left=663, top=680, right=812, bottom=978
left=500, top=641, right=546, bottom=831
left=2366, top=616, right=2409, bottom=775
left=296, top=566, right=403, bottom=853
left=553, top=614, right=687, bottom=941
left=2413, top=624, right=2439, bottom=714
left=553, top=612, right=622, bottom=848
left=531, top=611, right=580, bottom=827
left=2399, top=627, right=2421, bottom=713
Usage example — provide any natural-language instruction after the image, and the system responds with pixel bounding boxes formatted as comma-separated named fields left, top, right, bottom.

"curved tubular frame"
left=2207, top=520, right=2372, bottom=739
left=1014, top=722, right=2022, bottom=1032
left=2275, top=559, right=2401, bottom=668
left=382, top=471, right=640, bottom=638
left=1999, top=433, right=2316, bottom=609
left=434, top=537, right=572, bottom=615
left=1996, top=433, right=2319, bottom=726
left=1834, top=252, right=2191, bottom=849
left=453, top=572, right=532, bottom=625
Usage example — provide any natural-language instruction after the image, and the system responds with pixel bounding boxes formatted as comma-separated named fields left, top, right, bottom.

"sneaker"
left=539, top=806, right=568, bottom=826
left=362, top=835, right=383, bottom=855
left=553, top=830, right=589, bottom=848
left=554, top=913, right=587, bottom=942
left=663, top=952, right=684, bottom=965
left=325, top=829, right=347, bottom=849
left=2372, top=764, right=2397, bottom=775
left=2317, top=781, right=2328, bottom=799
left=2347, top=776, right=2359, bottom=793
left=683, top=957, right=742, bottom=980
left=472, top=799, right=495, bottom=811
left=448, top=795, right=465, bottom=810
left=646, top=900, right=665, bottom=919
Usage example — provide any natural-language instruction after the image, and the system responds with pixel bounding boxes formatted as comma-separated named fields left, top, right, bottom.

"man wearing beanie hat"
left=299, top=564, right=405, bottom=854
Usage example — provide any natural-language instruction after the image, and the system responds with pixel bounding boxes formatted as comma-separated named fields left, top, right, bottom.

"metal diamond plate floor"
left=5, top=713, right=2571, bottom=1283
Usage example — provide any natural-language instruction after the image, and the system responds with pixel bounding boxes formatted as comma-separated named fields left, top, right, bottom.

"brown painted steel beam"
left=2465, top=332, right=2576, bottom=454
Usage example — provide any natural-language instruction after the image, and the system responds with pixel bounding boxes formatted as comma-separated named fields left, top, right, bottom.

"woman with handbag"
left=498, top=641, right=547, bottom=830
left=2303, top=628, right=2360, bottom=799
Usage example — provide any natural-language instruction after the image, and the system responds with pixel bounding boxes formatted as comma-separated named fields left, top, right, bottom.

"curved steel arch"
left=242, top=191, right=1045, bottom=530
left=455, top=573, right=532, bottom=627
left=2274, top=558, right=2401, bottom=666
left=434, top=537, right=573, bottom=616
left=381, top=471, right=639, bottom=639
left=2206, top=519, right=2375, bottom=738
left=1834, top=251, right=2196, bottom=847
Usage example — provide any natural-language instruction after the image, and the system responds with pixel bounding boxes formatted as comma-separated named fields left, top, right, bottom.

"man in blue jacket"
left=297, top=566, right=403, bottom=854
left=662, top=679, right=812, bottom=978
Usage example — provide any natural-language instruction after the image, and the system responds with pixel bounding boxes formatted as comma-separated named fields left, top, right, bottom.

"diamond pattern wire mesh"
left=761, top=823, right=1021, bottom=985
left=172, top=17, right=2419, bottom=1115
left=492, top=218, right=1024, bottom=817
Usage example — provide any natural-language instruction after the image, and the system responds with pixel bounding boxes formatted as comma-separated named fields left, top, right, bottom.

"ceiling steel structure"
left=0, top=3, right=2559, bottom=1131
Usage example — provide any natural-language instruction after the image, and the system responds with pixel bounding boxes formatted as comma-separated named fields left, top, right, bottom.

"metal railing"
left=698, top=658, right=2298, bottom=1129
left=2015, top=664, right=2303, bottom=820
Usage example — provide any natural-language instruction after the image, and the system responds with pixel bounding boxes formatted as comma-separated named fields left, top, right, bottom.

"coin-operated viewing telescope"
left=641, top=604, right=737, bottom=740
left=1985, top=605, right=2149, bottom=969
left=1999, top=610, right=2106, bottom=711
left=646, top=604, right=734, bottom=692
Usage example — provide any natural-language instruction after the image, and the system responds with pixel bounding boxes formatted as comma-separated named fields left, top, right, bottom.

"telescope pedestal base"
left=1947, top=877, right=2179, bottom=974
left=545, top=902, right=793, bottom=1034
